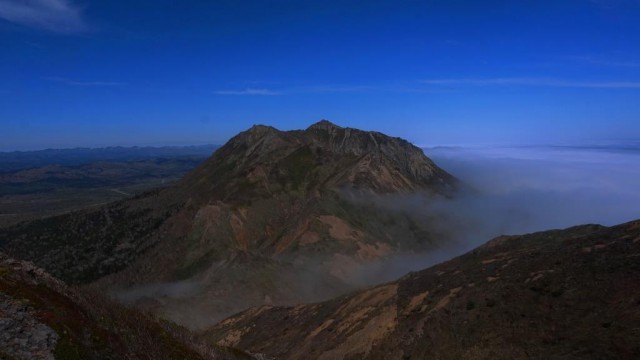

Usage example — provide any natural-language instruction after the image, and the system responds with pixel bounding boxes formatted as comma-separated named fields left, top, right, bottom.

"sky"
left=1, top=0, right=640, bottom=151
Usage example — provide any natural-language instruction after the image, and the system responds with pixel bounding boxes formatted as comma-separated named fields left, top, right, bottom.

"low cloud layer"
left=427, top=144, right=640, bottom=232
left=359, top=144, right=640, bottom=283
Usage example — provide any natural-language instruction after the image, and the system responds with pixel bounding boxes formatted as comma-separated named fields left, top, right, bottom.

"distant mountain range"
left=0, top=145, right=220, bottom=227
left=0, top=144, right=219, bottom=173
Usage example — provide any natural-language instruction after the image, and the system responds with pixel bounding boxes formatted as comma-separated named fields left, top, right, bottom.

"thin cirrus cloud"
left=551, top=55, right=640, bottom=68
left=421, top=77, right=640, bottom=89
left=213, top=79, right=640, bottom=96
left=573, top=56, right=640, bottom=68
left=214, top=84, right=389, bottom=96
left=0, top=0, right=88, bottom=33
left=296, top=84, right=378, bottom=93
left=45, top=76, right=125, bottom=87
left=586, top=60, right=640, bottom=68
left=214, top=88, right=281, bottom=96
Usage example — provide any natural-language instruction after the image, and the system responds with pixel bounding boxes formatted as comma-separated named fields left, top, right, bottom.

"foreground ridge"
left=205, top=220, right=640, bottom=359
left=0, top=252, right=254, bottom=359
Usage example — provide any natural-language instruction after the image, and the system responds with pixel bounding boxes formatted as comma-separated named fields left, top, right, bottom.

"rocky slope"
left=205, top=219, right=640, bottom=359
left=0, top=252, right=253, bottom=359
left=0, top=120, right=457, bottom=327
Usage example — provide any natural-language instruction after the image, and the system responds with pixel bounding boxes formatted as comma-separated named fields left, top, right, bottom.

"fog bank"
left=358, top=144, right=640, bottom=283
left=428, top=144, right=640, bottom=231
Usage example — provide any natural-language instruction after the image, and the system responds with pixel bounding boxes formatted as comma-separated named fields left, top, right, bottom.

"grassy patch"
left=279, top=146, right=315, bottom=191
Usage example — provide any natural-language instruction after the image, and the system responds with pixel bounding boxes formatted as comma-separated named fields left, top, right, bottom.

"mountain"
left=0, top=252, right=253, bottom=359
left=0, top=120, right=457, bottom=327
left=204, top=219, right=640, bottom=359
left=175, top=120, right=454, bottom=201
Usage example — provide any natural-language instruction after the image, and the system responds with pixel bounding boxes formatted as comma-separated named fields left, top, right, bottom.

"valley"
left=0, top=145, right=216, bottom=227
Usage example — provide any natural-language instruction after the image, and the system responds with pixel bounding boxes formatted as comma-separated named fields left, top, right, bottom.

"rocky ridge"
left=0, top=252, right=254, bottom=359
left=0, top=292, right=58, bottom=359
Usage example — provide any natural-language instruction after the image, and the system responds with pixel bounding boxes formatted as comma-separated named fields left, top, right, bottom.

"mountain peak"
left=193, top=120, right=457, bottom=199
left=247, top=124, right=277, bottom=133
left=307, top=119, right=342, bottom=132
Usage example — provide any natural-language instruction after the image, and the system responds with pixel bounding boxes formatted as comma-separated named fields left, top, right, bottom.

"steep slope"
left=0, top=120, right=457, bottom=327
left=0, top=252, right=253, bottom=360
left=121, top=120, right=455, bottom=279
left=205, top=219, right=640, bottom=359
left=175, top=120, right=454, bottom=203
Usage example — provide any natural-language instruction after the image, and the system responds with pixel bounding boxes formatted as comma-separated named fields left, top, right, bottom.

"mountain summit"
left=1, top=121, right=457, bottom=327
left=307, top=119, right=341, bottom=131
left=175, top=120, right=455, bottom=206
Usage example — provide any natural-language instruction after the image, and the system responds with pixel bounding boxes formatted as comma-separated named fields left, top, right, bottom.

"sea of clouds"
left=356, top=143, right=640, bottom=283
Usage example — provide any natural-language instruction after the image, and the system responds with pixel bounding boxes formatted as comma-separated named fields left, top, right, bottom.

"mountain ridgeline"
left=0, top=121, right=458, bottom=326
left=175, top=120, right=455, bottom=204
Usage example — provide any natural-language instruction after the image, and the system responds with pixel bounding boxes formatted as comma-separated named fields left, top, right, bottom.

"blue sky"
left=1, top=0, right=640, bottom=150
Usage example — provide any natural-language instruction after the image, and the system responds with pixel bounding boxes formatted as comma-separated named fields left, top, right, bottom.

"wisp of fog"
left=358, top=144, right=640, bottom=283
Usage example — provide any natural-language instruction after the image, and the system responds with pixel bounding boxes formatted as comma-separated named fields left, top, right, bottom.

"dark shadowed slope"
left=0, top=253, right=254, bottom=360
left=0, top=120, right=457, bottom=327
left=204, top=219, right=640, bottom=360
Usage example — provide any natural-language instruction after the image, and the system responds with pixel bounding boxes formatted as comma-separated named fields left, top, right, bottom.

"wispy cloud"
left=214, top=78, right=640, bottom=96
left=557, top=55, right=640, bottom=68
left=590, top=60, right=640, bottom=67
left=0, top=0, right=88, bottom=33
left=297, top=85, right=378, bottom=93
left=216, top=83, right=417, bottom=96
left=45, top=76, right=125, bottom=86
left=422, top=77, right=640, bottom=89
left=214, top=88, right=281, bottom=96
left=213, top=83, right=467, bottom=96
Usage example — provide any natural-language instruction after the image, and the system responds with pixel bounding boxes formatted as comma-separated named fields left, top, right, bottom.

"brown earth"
left=204, top=219, right=640, bottom=360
